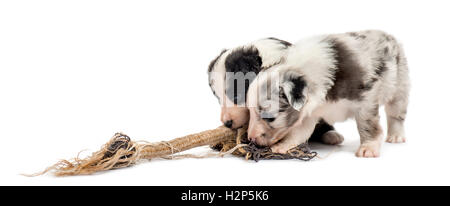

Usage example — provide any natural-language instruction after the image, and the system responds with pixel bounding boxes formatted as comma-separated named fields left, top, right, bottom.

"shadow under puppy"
left=246, top=30, right=410, bottom=157
left=207, top=37, right=344, bottom=145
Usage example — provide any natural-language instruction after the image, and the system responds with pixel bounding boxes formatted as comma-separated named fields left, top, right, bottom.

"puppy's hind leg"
left=355, top=105, right=383, bottom=158
left=309, top=119, right=344, bottom=145
left=385, top=97, right=408, bottom=143
left=322, top=130, right=345, bottom=145
left=385, top=46, right=409, bottom=143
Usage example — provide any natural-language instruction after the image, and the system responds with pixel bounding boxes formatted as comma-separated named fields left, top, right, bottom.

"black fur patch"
left=284, top=73, right=307, bottom=105
left=309, top=119, right=335, bottom=142
left=224, top=47, right=262, bottom=104
left=326, top=38, right=368, bottom=101
left=225, top=47, right=262, bottom=74
left=208, top=49, right=227, bottom=72
left=267, top=37, right=292, bottom=48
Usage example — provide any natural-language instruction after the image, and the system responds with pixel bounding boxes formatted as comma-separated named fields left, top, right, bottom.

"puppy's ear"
left=208, top=49, right=228, bottom=73
left=280, top=70, right=307, bottom=111
left=224, top=47, right=262, bottom=74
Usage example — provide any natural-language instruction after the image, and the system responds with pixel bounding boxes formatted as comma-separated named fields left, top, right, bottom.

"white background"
left=1, top=0, right=449, bottom=186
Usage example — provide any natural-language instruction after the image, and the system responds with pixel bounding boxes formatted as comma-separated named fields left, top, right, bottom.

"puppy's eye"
left=262, top=117, right=276, bottom=122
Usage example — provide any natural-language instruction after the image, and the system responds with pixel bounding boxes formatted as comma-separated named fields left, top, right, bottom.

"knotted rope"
left=27, top=126, right=316, bottom=176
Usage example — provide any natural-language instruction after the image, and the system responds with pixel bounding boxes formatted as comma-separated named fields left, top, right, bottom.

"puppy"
left=246, top=30, right=410, bottom=157
left=208, top=38, right=344, bottom=145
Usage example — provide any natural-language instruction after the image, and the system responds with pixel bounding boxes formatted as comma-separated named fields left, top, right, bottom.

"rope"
left=25, top=126, right=317, bottom=177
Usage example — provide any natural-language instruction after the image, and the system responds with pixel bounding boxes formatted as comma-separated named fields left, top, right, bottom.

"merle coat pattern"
left=247, top=30, right=410, bottom=157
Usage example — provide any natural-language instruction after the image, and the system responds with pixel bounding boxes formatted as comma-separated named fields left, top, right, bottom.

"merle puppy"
left=246, top=30, right=410, bottom=157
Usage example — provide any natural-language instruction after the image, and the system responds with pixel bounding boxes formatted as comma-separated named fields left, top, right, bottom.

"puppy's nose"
left=224, top=120, right=233, bottom=128
left=248, top=136, right=256, bottom=143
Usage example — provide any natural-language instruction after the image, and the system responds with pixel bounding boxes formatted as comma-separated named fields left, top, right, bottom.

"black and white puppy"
left=208, top=38, right=344, bottom=145
left=247, top=30, right=410, bottom=157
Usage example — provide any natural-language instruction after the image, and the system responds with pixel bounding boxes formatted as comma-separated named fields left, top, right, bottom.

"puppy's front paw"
left=321, top=131, right=344, bottom=145
left=386, top=135, right=406, bottom=143
left=355, top=141, right=380, bottom=158
left=270, top=143, right=294, bottom=154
